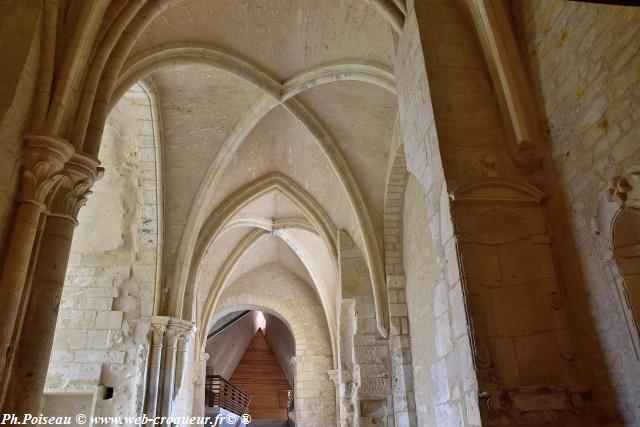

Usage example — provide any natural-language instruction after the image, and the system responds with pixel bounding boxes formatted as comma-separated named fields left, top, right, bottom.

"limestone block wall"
left=512, top=1, right=640, bottom=423
left=0, top=2, right=41, bottom=261
left=402, top=175, right=441, bottom=425
left=394, top=2, right=481, bottom=426
left=44, top=84, right=160, bottom=418
left=263, top=313, right=296, bottom=386
left=384, top=131, right=417, bottom=426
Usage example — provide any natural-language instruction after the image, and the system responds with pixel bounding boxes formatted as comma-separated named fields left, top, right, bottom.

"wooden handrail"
left=204, top=375, right=251, bottom=416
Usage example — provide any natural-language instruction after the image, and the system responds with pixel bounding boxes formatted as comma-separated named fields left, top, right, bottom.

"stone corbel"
left=606, top=169, right=640, bottom=209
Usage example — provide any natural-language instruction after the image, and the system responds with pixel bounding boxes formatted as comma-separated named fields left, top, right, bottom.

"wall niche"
left=451, top=178, right=591, bottom=425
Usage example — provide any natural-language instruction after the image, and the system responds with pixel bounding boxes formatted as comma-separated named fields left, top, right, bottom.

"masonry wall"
left=403, top=175, right=440, bottom=424
left=512, top=1, right=640, bottom=423
left=44, top=84, right=160, bottom=419
left=393, top=2, right=481, bottom=426
left=383, top=122, right=418, bottom=427
left=264, top=313, right=296, bottom=386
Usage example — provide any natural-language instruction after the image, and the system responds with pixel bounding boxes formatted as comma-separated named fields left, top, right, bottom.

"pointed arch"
left=118, top=45, right=393, bottom=335
left=197, top=228, right=338, bottom=364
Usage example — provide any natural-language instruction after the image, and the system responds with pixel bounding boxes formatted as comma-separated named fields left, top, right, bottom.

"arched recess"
left=109, top=44, right=395, bottom=336
left=611, top=208, right=640, bottom=360
left=203, top=263, right=336, bottom=426
left=451, top=177, right=592, bottom=420
left=593, top=169, right=640, bottom=361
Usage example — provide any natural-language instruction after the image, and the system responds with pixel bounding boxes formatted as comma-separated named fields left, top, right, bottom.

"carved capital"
left=150, top=324, right=167, bottom=346
left=46, top=152, right=104, bottom=223
left=19, top=134, right=75, bottom=206
left=176, top=330, right=192, bottom=351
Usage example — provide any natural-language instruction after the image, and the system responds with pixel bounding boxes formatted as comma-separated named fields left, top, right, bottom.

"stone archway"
left=199, top=263, right=336, bottom=426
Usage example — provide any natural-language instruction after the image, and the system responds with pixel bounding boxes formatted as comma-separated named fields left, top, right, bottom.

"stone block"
left=435, top=313, right=452, bottom=358
left=74, top=350, right=125, bottom=364
left=86, top=331, right=110, bottom=350
left=95, top=311, right=123, bottom=330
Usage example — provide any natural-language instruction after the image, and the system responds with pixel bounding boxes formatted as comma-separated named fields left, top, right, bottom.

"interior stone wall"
left=383, top=121, right=417, bottom=427
left=263, top=313, right=296, bottom=386
left=402, top=175, right=440, bottom=425
left=393, top=2, right=481, bottom=426
left=44, top=84, right=160, bottom=418
left=0, top=1, right=41, bottom=261
left=512, top=1, right=640, bottom=423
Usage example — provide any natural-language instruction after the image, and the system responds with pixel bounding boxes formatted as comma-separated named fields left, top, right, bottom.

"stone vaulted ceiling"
left=111, top=0, right=400, bottom=337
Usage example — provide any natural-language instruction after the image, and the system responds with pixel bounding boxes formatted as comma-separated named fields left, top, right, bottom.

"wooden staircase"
left=204, top=375, right=251, bottom=417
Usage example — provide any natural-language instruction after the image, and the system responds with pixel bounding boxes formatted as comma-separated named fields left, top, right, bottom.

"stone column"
left=160, top=329, right=178, bottom=416
left=145, top=323, right=167, bottom=419
left=0, top=135, right=73, bottom=385
left=145, top=317, right=194, bottom=420
left=1, top=152, right=101, bottom=415
left=174, top=332, right=191, bottom=399
left=327, top=369, right=342, bottom=427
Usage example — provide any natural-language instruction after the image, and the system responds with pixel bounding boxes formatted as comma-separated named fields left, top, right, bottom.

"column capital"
left=19, top=134, right=75, bottom=207
left=150, top=324, right=167, bottom=346
left=150, top=316, right=196, bottom=343
left=46, top=152, right=104, bottom=224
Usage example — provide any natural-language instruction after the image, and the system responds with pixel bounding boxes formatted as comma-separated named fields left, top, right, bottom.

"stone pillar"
left=174, top=332, right=190, bottom=399
left=160, top=330, right=178, bottom=416
left=1, top=151, right=101, bottom=415
left=0, top=135, right=73, bottom=385
left=144, top=317, right=194, bottom=420
left=145, top=324, right=167, bottom=419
